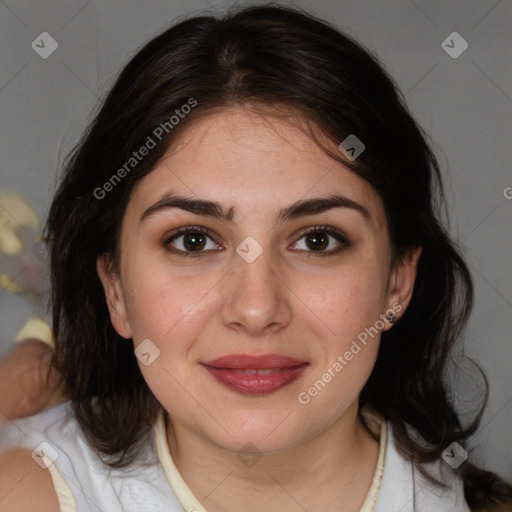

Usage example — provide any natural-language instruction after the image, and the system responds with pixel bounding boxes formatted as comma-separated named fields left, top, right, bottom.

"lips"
left=202, top=354, right=308, bottom=395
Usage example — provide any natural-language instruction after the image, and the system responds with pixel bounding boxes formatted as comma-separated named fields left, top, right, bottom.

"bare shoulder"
left=0, top=447, right=60, bottom=512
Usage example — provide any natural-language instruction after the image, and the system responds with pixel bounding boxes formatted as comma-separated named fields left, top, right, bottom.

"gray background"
left=0, top=0, right=510, bottom=481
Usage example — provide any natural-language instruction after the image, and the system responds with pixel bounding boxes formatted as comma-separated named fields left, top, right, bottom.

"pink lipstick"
left=202, top=354, right=308, bottom=395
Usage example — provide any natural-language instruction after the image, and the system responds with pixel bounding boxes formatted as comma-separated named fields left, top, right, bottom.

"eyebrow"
left=139, top=193, right=371, bottom=224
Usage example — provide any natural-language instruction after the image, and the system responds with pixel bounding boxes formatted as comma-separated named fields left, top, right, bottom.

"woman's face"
left=98, top=106, right=418, bottom=454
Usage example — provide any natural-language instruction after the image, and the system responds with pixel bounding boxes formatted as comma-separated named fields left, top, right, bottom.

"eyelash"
left=162, top=225, right=352, bottom=257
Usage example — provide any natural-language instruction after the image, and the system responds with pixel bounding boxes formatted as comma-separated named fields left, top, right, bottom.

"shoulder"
left=375, top=421, right=470, bottom=512
left=1, top=402, right=182, bottom=511
left=0, top=401, right=77, bottom=512
left=0, top=400, right=77, bottom=455
left=0, top=447, right=59, bottom=512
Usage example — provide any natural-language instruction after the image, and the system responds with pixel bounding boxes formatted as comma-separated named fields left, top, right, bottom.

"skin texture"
left=0, top=448, right=59, bottom=512
left=97, top=106, right=422, bottom=512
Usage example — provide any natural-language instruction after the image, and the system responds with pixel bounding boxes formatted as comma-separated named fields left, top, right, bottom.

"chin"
left=206, top=410, right=303, bottom=454
left=216, top=430, right=297, bottom=456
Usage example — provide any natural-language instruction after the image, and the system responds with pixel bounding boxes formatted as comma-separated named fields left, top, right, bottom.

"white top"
left=0, top=401, right=470, bottom=511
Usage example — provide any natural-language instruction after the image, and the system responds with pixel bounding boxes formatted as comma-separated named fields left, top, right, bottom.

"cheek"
left=122, top=264, right=223, bottom=410
left=121, top=261, right=226, bottom=407
left=122, top=256, right=220, bottom=342
left=292, top=259, right=386, bottom=407
left=295, top=272, right=383, bottom=418
left=297, top=262, right=388, bottom=343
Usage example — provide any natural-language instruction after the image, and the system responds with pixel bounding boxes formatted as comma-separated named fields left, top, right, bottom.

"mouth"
left=201, top=354, right=309, bottom=395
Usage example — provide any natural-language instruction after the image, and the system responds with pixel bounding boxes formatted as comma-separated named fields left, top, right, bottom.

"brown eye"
left=183, top=232, right=207, bottom=251
left=165, top=227, right=221, bottom=254
left=304, top=232, right=329, bottom=251
left=291, top=226, right=352, bottom=255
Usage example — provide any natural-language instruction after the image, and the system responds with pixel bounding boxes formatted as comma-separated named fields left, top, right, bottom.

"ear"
left=96, top=254, right=132, bottom=339
left=383, top=246, right=422, bottom=330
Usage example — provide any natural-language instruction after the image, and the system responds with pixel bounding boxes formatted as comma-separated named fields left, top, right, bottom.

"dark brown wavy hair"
left=46, top=3, right=512, bottom=509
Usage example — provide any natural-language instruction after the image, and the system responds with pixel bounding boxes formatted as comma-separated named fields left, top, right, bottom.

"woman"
left=1, top=4, right=510, bottom=511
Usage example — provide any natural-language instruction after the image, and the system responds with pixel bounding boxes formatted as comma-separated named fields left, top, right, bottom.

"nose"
left=221, top=248, right=292, bottom=337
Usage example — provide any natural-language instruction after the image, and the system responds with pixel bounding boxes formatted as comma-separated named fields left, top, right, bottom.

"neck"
left=166, top=402, right=381, bottom=512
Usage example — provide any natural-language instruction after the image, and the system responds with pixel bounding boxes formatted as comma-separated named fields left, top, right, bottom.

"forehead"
left=126, top=106, right=387, bottom=229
